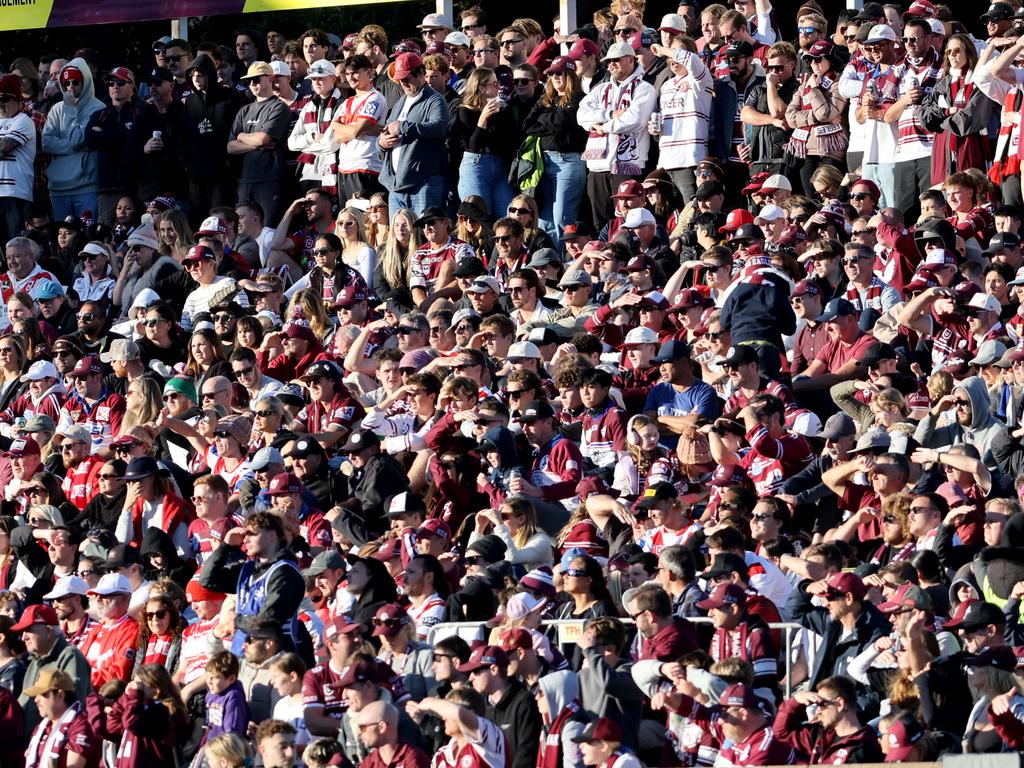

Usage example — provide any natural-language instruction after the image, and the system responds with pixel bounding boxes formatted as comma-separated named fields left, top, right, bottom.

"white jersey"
left=335, top=89, right=387, bottom=174
left=432, top=716, right=508, bottom=768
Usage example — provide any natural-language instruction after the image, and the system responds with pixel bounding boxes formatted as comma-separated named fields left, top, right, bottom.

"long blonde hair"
left=156, top=209, right=196, bottom=262
left=503, top=496, right=539, bottom=548
left=378, top=208, right=418, bottom=290
left=463, top=67, right=495, bottom=111
left=121, top=378, right=163, bottom=433
left=365, top=193, right=389, bottom=249
left=205, top=733, right=250, bottom=768
left=509, top=195, right=543, bottom=244
left=286, top=289, right=332, bottom=341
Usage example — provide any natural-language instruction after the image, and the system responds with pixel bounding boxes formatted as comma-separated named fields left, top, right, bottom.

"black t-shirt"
left=230, top=98, right=292, bottom=183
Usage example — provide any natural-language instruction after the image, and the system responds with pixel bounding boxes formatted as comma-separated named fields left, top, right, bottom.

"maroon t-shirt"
left=639, top=617, right=698, bottom=662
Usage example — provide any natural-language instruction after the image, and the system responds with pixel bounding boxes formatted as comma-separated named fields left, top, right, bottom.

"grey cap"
left=847, top=428, right=891, bottom=455
left=449, top=307, right=481, bottom=332
left=820, top=412, right=856, bottom=441
left=527, top=248, right=562, bottom=269
left=249, top=446, right=284, bottom=472
left=558, top=269, right=593, bottom=288
left=969, top=339, right=1008, bottom=367
left=21, top=414, right=56, bottom=433
left=99, top=338, right=141, bottom=363
left=303, top=549, right=346, bottom=577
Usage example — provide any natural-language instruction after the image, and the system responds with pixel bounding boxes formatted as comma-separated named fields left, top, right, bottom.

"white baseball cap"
left=756, top=204, right=786, bottom=223
left=20, top=360, right=59, bottom=383
left=44, top=575, right=90, bottom=601
left=418, top=12, right=452, bottom=29
left=269, top=60, right=290, bottom=77
left=865, top=24, right=898, bottom=43
left=624, top=326, right=659, bottom=345
left=445, top=31, right=472, bottom=47
left=306, top=59, right=336, bottom=79
left=603, top=41, right=637, bottom=61
left=659, top=13, right=686, bottom=32
left=966, top=293, right=1001, bottom=315
left=623, top=208, right=657, bottom=228
left=507, top=341, right=541, bottom=360
left=88, top=573, right=133, bottom=597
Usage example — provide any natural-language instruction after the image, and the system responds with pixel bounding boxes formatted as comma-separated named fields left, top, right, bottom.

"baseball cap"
left=624, top=326, right=659, bottom=346
left=981, top=1, right=1014, bottom=22
left=268, top=472, right=302, bottom=496
left=902, top=0, right=935, bottom=19
left=635, top=482, right=679, bottom=510
left=884, top=716, right=925, bottom=762
left=970, top=339, right=1008, bottom=367
left=823, top=572, right=867, bottom=600
left=817, top=298, right=857, bottom=322
left=718, top=683, right=770, bottom=713
left=88, top=573, right=133, bottom=596
left=659, top=13, right=686, bottom=32
left=862, top=342, right=898, bottom=369
left=340, top=429, right=381, bottom=453
left=966, top=293, right=1001, bottom=315
left=445, top=31, right=472, bottom=47
left=457, top=644, right=509, bottom=673
left=418, top=12, right=452, bottom=28
left=560, top=221, right=596, bottom=241
left=760, top=174, right=792, bottom=194
left=417, top=518, right=451, bottom=542
left=611, top=180, right=645, bottom=199
left=69, top=356, right=103, bottom=377
left=962, top=645, right=1018, bottom=671
left=42, top=575, right=90, bottom=602
left=11, top=603, right=59, bottom=632
left=387, top=491, right=427, bottom=519
left=696, top=583, right=747, bottom=611
left=877, top=583, right=933, bottom=614
left=337, top=659, right=380, bottom=688
left=57, top=424, right=92, bottom=444
left=303, top=550, right=346, bottom=578
left=755, top=204, right=786, bottom=224
left=791, top=279, right=821, bottom=299
left=6, top=437, right=40, bottom=458
left=99, top=339, right=141, bottom=364
left=240, top=61, right=274, bottom=80
left=820, top=412, right=856, bottom=441
left=718, top=345, right=759, bottom=367
left=371, top=603, right=411, bottom=637
left=393, top=53, right=424, bottom=80
left=453, top=257, right=486, bottom=277
left=20, top=360, right=60, bottom=383
left=23, top=668, right=74, bottom=698
left=725, top=40, right=754, bottom=58
left=466, top=276, right=500, bottom=294
left=558, top=269, right=593, bottom=289
left=507, top=341, right=541, bottom=360
left=35, top=280, right=64, bottom=300
left=306, top=59, right=336, bottom=79
left=652, top=339, right=691, bottom=364
left=623, top=207, right=656, bottom=228
left=568, top=39, right=599, bottom=60
left=571, top=718, right=623, bottom=744
left=865, top=24, right=898, bottom=43
left=944, top=601, right=1006, bottom=632
left=719, top=209, right=755, bottom=234
left=545, top=56, right=577, bottom=75
left=602, top=41, right=637, bottom=61
left=518, top=400, right=556, bottom=423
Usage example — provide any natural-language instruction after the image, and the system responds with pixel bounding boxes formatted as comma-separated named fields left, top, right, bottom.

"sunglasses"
left=202, top=391, right=226, bottom=400
left=798, top=26, right=820, bottom=34
left=77, top=312, right=96, bottom=321
left=902, top=37, right=919, bottom=44
left=146, top=609, right=168, bottom=620
left=164, top=55, right=184, bottom=62
left=474, top=48, right=497, bottom=55
left=852, top=228, right=875, bottom=236
left=500, top=38, right=524, bottom=46
left=233, top=366, right=254, bottom=377
left=508, top=207, right=531, bottom=215
left=396, top=327, right=417, bottom=335
left=214, top=313, right=235, bottom=323
left=312, top=247, right=334, bottom=256
left=254, top=409, right=277, bottom=418
left=564, top=568, right=589, bottom=577
left=850, top=193, right=872, bottom=201
left=494, top=234, right=515, bottom=243
left=107, top=79, right=129, bottom=87
left=615, top=28, right=636, bottom=35
left=513, top=78, right=535, bottom=85
left=114, top=443, right=138, bottom=453
left=882, top=515, right=898, bottom=524
left=766, top=64, right=787, bottom=73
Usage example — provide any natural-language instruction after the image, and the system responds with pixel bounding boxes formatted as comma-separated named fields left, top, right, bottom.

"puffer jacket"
left=41, top=57, right=104, bottom=193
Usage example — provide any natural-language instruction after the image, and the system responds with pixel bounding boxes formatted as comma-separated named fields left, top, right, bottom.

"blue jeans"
left=862, top=162, right=895, bottom=208
left=50, top=188, right=98, bottom=221
left=391, top=175, right=446, bottom=219
left=457, top=153, right=515, bottom=220
left=537, top=151, right=585, bottom=241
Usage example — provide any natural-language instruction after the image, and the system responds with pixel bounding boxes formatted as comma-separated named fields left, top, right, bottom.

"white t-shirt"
left=181, top=275, right=250, bottom=330
left=0, top=112, right=35, bottom=201
left=336, top=89, right=387, bottom=174
left=273, top=694, right=311, bottom=749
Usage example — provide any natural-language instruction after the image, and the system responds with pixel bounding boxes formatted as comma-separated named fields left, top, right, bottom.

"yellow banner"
left=0, top=0, right=55, bottom=30
left=242, top=0, right=411, bottom=12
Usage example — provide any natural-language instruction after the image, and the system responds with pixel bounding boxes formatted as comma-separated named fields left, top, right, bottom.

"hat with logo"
left=387, top=491, right=427, bottom=519
left=568, top=38, right=599, bottom=60
left=269, top=60, right=290, bottom=78
left=331, top=284, right=368, bottom=310
left=545, top=56, right=577, bottom=75
left=499, top=626, right=534, bottom=652
left=267, top=472, right=302, bottom=496
left=393, top=52, right=425, bottom=80
left=944, top=600, right=1006, bottom=632
left=371, top=603, right=411, bottom=637
left=11, top=603, right=59, bottom=632
left=902, top=0, right=935, bottom=19
left=697, top=582, right=748, bottom=611
left=453, top=257, right=486, bottom=279
left=636, top=482, right=678, bottom=509
left=466, top=276, right=500, bottom=294
left=285, top=437, right=324, bottom=461
left=418, top=12, right=452, bottom=28
left=185, top=578, right=227, bottom=603
left=324, top=616, right=364, bottom=641
left=805, top=40, right=834, bottom=58
left=571, top=718, right=624, bottom=744
left=639, top=291, right=670, bottom=311
left=791, top=279, right=821, bottom=299
left=337, top=659, right=380, bottom=688
left=711, top=463, right=750, bottom=487
left=301, top=360, right=344, bottom=382
left=824, top=571, right=867, bottom=600
left=652, top=338, right=691, bottom=363
left=731, top=223, right=765, bottom=242
left=69, top=356, right=103, bottom=377
left=457, top=644, right=509, bottom=673
left=144, top=66, right=175, bottom=84
left=719, top=209, right=755, bottom=233
left=718, top=345, right=759, bottom=367
left=966, top=293, right=1001, bottom=315
left=371, top=539, right=401, bottom=562
left=624, top=326, right=659, bottom=346
left=518, top=400, right=556, bottom=423
left=982, top=1, right=1014, bottom=22
left=885, top=716, right=925, bottom=762
left=611, top=180, right=645, bottom=199
left=340, top=429, right=381, bottom=453
left=718, top=683, right=771, bottom=713
left=878, top=583, right=933, bottom=614
left=865, top=24, right=898, bottom=43
left=818, top=298, right=858, bottom=322
left=306, top=59, right=337, bottom=79
left=725, top=40, right=755, bottom=58
left=560, top=221, right=596, bottom=241
left=626, top=254, right=655, bottom=273
left=416, top=518, right=451, bottom=542
left=6, top=436, right=40, bottom=458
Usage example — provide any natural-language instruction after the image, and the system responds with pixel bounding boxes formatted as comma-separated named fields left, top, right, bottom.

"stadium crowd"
left=7, top=0, right=1024, bottom=766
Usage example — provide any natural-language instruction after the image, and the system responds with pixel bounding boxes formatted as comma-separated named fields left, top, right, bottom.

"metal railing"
left=427, top=617, right=805, bottom=697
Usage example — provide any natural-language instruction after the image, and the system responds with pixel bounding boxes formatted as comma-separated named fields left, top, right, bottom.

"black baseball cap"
left=518, top=400, right=556, bottom=423
left=145, top=66, right=174, bottom=84
left=652, top=339, right=691, bottom=364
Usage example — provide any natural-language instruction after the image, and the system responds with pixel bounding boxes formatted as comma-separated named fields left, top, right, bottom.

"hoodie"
left=179, top=54, right=242, bottom=184
left=915, top=375, right=1007, bottom=469
left=139, top=526, right=197, bottom=588
left=479, top=425, right=522, bottom=508
left=41, top=57, right=104, bottom=193
left=348, top=556, right=398, bottom=631
left=538, top=671, right=586, bottom=768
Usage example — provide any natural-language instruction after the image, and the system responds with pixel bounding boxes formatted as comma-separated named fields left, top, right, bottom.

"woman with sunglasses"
left=454, top=67, right=518, bottom=221
left=132, top=594, right=184, bottom=676
left=19, top=471, right=77, bottom=526
left=0, top=335, right=27, bottom=413
left=921, top=32, right=993, bottom=184
left=504, top=194, right=555, bottom=253
left=365, top=194, right=390, bottom=250
left=336, top=207, right=376, bottom=290
left=374, top=208, right=417, bottom=294
left=471, top=496, right=553, bottom=571
left=73, top=241, right=117, bottom=303
left=250, top=396, right=298, bottom=453
left=454, top=197, right=493, bottom=263
left=284, top=233, right=369, bottom=310
left=134, top=301, right=186, bottom=372
left=784, top=41, right=847, bottom=198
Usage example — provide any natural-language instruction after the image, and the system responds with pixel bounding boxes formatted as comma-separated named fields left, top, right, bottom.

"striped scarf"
left=845, top=277, right=884, bottom=312
left=990, top=87, right=1024, bottom=184
left=296, top=90, right=341, bottom=167
left=142, top=632, right=174, bottom=666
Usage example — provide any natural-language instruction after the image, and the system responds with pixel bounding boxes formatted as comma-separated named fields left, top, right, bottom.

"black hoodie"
left=140, top=527, right=196, bottom=588
left=179, top=54, right=243, bottom=184
left=348, top=556, right=397, bottom=632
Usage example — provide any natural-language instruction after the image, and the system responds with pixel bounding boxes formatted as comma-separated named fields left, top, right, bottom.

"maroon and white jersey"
left=302, top=660, right=348, bottom=720
left=530, top=434, right=584, bottom=509
left=708, top=621, right=777, bottom=681
left=581, top=402, right=627, bottom=469
left=432, top=716, right=509, bottom=768
left=669, top=695, right=795, bottom=766
left=295, top=390, right=365, bottom=440
left=410, top=237, right=474, bottom=293
left=740, top=426, right=812, bottom=497
left=640, top=520, right=703, bottom=556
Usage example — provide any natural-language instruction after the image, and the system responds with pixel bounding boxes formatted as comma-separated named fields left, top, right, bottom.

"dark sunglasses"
left=254, top=409, right=277, bottom=418
left=145, top=609, right=168, bottom=620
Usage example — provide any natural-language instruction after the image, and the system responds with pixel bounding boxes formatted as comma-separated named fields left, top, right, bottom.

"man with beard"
left=740, top=42, right=798, bottom=176
left=73, top=301, right=123, bottom=359
left=291, top=360, right=365, bottom=453
left=792, top=299, right=873, bottom=396
left=57, top=424, right=103, bottom=511
left=268, top=188, right=336, bottom=279
left=403, top=554, right=448, bottom=641
left=916, top=376, right=1008, bottom=470
left=57, top=357, right=126, bottom=456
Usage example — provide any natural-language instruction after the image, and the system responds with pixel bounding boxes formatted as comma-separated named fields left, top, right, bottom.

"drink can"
left=152, top=130, right=162, bottom=140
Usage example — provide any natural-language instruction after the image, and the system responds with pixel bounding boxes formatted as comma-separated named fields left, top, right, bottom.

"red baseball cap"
left=393, top=52, right=424, bottom=80
left=11, top=604, right=58, bottom=632
left=568, top=38, right=599, bottom=60
left=105, top=67, right=135, bottom=86
left=791, top=279, right=821, bottom=298
left=719, top=209, right=755, bottom=234
left=696, top=583, right=747, bottom=611
left=571, top=718, right=623, bottom=744
left=884, top=717, right=925, bottom=762
left=416, top=518, right=451, bottom=542
left=824, top=572, right=867, bottom=600
left=457, top=644, right=509, bottom=673
left=324, top=616, right=364, bottom=640
left=499, top=627, right=534, bottom=652
left=7, top=437, right=40, bottom=458
left=371, top=603, right=411, bottom=637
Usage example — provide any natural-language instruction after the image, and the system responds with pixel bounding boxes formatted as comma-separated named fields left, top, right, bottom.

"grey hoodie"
left=538, top=670, right=586, bottom=768
left=578, top=646, right=644, bottom=750
left=41, top=57, right=104, bottom=194
left=914, top=375, right=1007, bottom=468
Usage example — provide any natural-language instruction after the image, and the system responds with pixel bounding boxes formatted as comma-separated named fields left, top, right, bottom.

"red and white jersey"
left=188, top=514, right=244, bottom=565
left=0, top=264, right=58, bottom=329
left=61, top=455, right=103, bottom=511
left=57, top=389, right=126, bottom=455
left=335, top=89, right=387, bottom=174
left=179, top=617, right=220, bottom=685
left=432, top=716, right=509, bottom=768
left=640, top=520, right=703, bottom=556
left=530, top=434, right=584, bottom=510
left=407, top=592, right=446, bottom=640
left=80, top=613, right=140, bottom=689
left=302, top=660, right=348, bottom=720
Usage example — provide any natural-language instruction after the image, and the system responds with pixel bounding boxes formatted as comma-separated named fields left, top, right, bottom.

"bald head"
left=360, top=700, right=398, bottom=727
left=201, top=375, right=233, bottom=411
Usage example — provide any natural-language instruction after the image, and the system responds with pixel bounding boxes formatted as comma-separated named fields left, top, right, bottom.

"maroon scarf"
left=537, top=701, right=581, bottom=768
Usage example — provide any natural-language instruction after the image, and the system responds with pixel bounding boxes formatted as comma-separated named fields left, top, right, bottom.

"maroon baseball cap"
left=568, top=38, right=599, bottom=60
left=718, top=683, right=770, bottom=712
left=332, top=284, right=368, bottom=309
left=885, top=717, right=925, bottom=762
left=371, top=603, right=411, bottom=637
left=711, top=463, right=749, bottom=487
left=499, top=627, right=533, bottom=652
left=791, top=279, right=821, bottom=299
left=371, top=538, right=401, bottom=561
left=824, top=572, right=867, bottom=600
left=69, top=356, right=103, bottom=377
left=696, top=583, right=747, bottom=611
left=611, top=180, right=644, bottom=199
left=337, top=659, right=380, bottom=688
left=393, top=52, right=424, bottom=80
left=324, top=616, right=364, bottom=641
left=572, top=718, right=623, bottom=744
left=267, top=472, right=302, bottom=496
left=742, top=172, right=770, bottom=196
left=7, top=437, right=40, bottom=458
left=11, top=603, right=58, bottom=632
left=416, top=518, right=451, bottom=542
left=457, top=644, right=509, bottom=673
left=805, top=40, right=834, bottom=57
